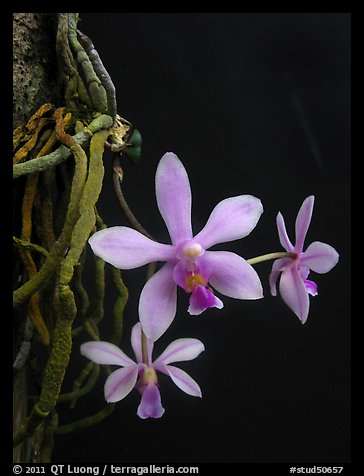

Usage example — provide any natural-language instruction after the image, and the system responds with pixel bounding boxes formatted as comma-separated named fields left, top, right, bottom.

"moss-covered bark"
left=13, top=13, right=58, bottom=463
left=13, top=13, right=58, bottom=128
left=13, top=13, right=125, bottom=463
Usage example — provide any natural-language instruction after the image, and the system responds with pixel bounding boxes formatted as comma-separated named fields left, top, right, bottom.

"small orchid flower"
left=269, top=195, right=339, bottom=323
left=80, top=323, right=204, bottom=419
left=89, top=152, right=264, bottom=341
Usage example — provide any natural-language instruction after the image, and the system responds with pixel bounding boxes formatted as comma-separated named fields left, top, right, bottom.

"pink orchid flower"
left=80, top=323, right=204, bottom=419
left=89, top=152, right=263, bottom=341
left=269, top=195, right=339, bottom=323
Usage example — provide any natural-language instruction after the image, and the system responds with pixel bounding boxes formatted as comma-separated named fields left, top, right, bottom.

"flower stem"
left=110, top=266, right=128, bottom=347
left=112, top=153, right=154, bottom=240
left=141, top=261, right=157, bottom=364
left=247, top=251, right=297, bottom=265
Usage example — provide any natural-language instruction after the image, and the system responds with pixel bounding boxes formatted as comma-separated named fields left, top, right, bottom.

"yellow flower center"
left=141, top=366, right=158, bottom=385
left=185, top=273, right=206, bottom=292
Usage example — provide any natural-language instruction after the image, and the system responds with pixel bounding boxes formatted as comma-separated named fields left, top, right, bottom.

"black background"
left=52, top=13, right=351, bottom=464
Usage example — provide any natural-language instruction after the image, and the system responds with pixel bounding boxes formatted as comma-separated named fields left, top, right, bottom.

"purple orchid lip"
left=269, top=195, right=339, bottom=323
left=89, top=152, right=264, bottom=341
left=80, top=323, right=205, bottom=419
left=188, top=285, right=224, bottom=315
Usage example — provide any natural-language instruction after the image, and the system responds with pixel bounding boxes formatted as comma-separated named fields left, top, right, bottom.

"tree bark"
left=13, top=13, right=58, bottom=463
left=13, top=13, right=58, bottom=128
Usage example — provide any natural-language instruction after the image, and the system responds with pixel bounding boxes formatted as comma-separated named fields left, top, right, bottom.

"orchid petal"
left=104, top=366, right=139, bottom=403
left=155, top=152, right=193, bottom=245
left=172, top=261, right=190, bottom=289
left=165, top=364, right=202, bottom=397
left=276, top=212, right=294, bottom=252
left=188, top=285, right=224, bottom=315
left=137, top=383, right=165, bottom=419
left=204, top=251, right=263, bottom=299
left=154, top=338, right=205, bottom=365
left=279, top=265, right=310, bottom=324
left=300, top=241, right=339, bottom=274
left=80, top=341, right=135, bottom=367
left=89, top=226, right=175, bottom=270
left=269, top=257, right=293, bottom=296
left=139, top=262, right=177, bottom=342
left=194, top=195, right=263, bottom=249
left=131, top=322, right=154, bottom=365
left=294, top=195, right=315, bottom=253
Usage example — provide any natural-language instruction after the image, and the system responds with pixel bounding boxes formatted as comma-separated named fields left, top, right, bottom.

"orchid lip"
left=188, top=285, right=224, bottom=315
